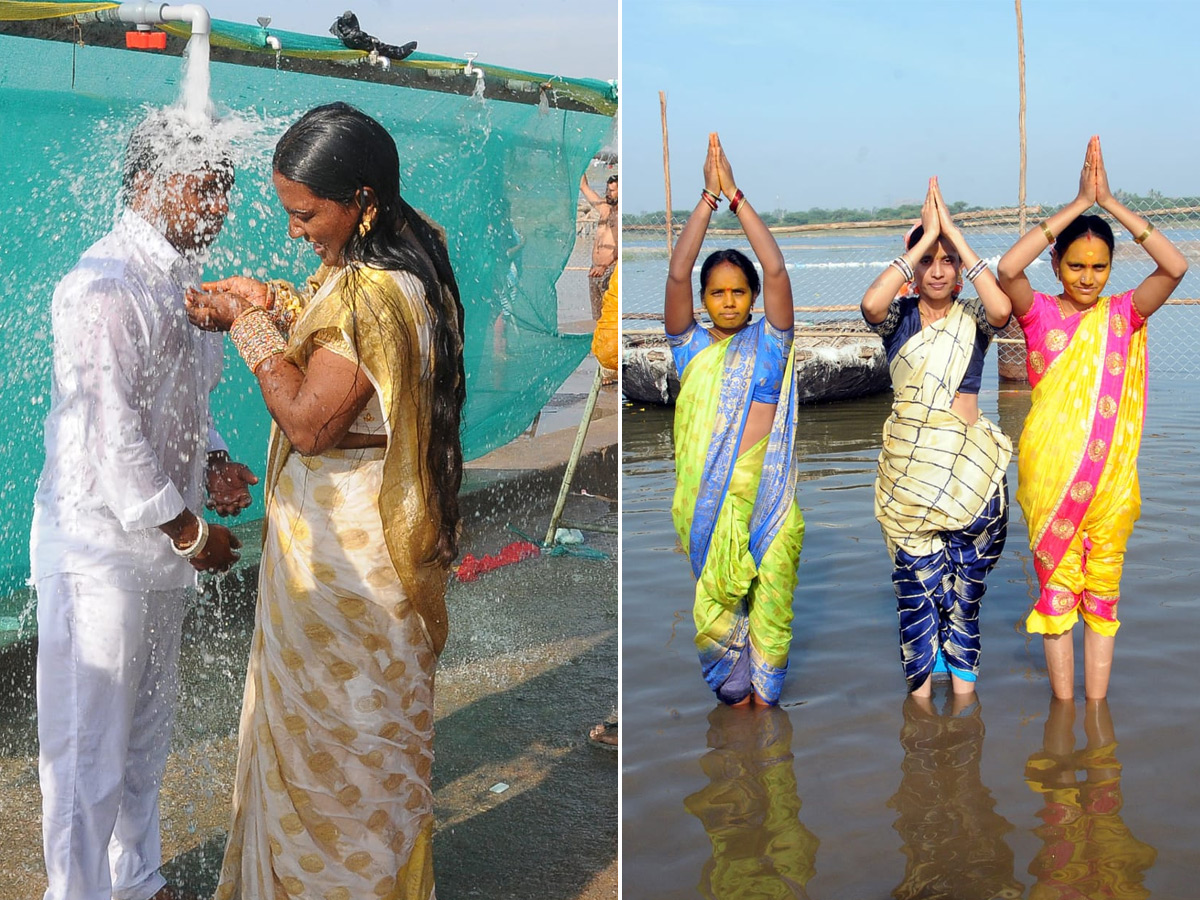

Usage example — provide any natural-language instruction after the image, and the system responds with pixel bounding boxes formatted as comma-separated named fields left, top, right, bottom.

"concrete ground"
left=0, top=253, right=618, bottom=899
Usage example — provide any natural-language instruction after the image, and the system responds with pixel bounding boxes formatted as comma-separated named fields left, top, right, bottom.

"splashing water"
left=180, top=32, right=213, bottom=127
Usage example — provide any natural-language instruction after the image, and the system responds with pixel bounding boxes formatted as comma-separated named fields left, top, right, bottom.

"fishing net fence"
left=623, top=199, right=1200, bottom=382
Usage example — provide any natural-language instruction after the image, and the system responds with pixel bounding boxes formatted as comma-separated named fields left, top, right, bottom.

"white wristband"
left=171, top=516, right=209, bottom=559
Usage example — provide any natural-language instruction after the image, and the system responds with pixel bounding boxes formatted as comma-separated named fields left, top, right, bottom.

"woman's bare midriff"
left=951, top=392, right=980, bottom=425
left=737, top=400, right=777, bottom=456
left=336, top=432, right=387, bottom=450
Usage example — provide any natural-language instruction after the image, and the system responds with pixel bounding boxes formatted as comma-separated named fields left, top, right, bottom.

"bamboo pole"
left=544, top=366, right=605, bottom=546
left=1016, top=0, right=1028, bottom=235
left=660, top=91, right=673, bottom=255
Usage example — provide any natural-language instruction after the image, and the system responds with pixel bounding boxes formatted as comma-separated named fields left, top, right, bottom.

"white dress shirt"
left=31, top=209, right=227, bottom=590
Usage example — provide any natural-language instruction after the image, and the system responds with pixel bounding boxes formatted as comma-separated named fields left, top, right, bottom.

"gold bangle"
left=1039, top=221, right=1054, bottom=245
left=1134, top=223, right=1155, bottom=244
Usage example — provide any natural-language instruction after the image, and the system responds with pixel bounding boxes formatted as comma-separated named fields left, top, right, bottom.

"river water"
left=621, top=368, right=1200, bottom=897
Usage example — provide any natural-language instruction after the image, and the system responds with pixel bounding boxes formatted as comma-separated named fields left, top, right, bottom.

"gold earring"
left=358, top=217, right=373, bottom=238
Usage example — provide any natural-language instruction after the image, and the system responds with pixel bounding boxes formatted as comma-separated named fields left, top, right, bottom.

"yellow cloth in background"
left=591, top=266, right=618, bottom=370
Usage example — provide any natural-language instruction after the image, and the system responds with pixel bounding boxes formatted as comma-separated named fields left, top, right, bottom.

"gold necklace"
left=918, top=301, right=948, bottom=327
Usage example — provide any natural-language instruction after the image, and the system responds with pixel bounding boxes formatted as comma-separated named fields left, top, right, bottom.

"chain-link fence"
left=623, top=199, right=1200, bottom=382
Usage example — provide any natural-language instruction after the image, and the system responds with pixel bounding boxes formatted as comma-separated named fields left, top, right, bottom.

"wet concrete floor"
left=0, top=443, right=617, bottom=899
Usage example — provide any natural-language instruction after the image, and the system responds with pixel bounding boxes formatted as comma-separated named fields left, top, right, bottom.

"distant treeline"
left=623, top=191, right=1200, bottom=227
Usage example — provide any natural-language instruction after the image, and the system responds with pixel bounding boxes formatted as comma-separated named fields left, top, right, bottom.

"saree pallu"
left=215, top=449, right=437, bottom=900
left=1017, top=292, right=1146, bottom=637
left=875, top=304, right=1012, bottom=690
left=672, top=326, right=803, bottom=705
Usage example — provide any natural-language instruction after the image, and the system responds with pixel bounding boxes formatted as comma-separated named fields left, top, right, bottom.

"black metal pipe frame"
left=0, top=17, right=606, bottom=114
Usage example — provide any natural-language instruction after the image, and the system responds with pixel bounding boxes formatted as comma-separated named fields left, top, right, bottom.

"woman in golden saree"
left=185, top=102, right=465, bottom=899
left=666, top=133, right=802, bottom=706
left=861, top=178, right=1013, bottom=696
left=997, top=135, right=1187, bottom=701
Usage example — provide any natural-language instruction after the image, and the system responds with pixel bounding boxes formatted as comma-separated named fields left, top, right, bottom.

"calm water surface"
left=622, top=376, right=1200, bottom=899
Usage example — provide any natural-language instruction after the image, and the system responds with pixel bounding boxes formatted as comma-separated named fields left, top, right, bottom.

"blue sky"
left=623, top=0, right=1200, bottom=213
left=198, top=0, right=616, bottom=81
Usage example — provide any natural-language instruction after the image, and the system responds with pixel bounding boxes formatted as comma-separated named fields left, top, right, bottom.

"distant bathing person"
left=665, top=132, right=803, bottom=706
left=997, top=135, right=1187, bottom=701
left=185, top=102, right=465, bottom=899
left=861, top=177, right=1013, bottom=696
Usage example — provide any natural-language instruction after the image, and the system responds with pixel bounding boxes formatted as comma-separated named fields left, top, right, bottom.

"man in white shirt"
left=30, top=111, right=254, bottom=900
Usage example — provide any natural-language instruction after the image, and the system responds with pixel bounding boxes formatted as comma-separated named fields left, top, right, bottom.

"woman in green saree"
left=665, top=133, right=802, bottom=706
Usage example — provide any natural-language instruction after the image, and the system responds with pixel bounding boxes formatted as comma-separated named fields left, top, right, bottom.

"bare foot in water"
left=589, top=717, right=617, bottom=749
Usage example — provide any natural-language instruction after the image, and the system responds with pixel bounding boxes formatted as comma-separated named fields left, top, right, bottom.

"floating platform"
left=621, top=319, right=891, bottom=406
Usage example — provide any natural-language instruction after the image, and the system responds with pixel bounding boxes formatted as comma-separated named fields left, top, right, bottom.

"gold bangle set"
left=230, top=306, right=287, bottom=374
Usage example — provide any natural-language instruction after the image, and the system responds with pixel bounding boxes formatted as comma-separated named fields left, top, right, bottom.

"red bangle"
left=700, top=190, right=718, bottom=211
left=729, top=189, right=745, bottom=214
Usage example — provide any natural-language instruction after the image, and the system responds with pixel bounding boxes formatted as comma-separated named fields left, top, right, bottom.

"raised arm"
left=1093, top=137, right=1188, bottom=319
left=861, top=179, right=941, bottom=323
left=998, top=138, right=1099, bottom=318
left=932, top=178, right=1011, bottom=328
left=664, top=135, right=722, bottom=335
left=714, top=135, right=793, bottom=330
left=579, top=173, right=604, bottom=208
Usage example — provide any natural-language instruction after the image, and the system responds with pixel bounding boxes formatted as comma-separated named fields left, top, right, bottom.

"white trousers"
left=36, top=572, right=190, bottom=900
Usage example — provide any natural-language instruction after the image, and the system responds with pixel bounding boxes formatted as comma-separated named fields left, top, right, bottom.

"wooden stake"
left=660, top=90, right=673, bottom=255
left=1016, top=0, right=1027, bottom=236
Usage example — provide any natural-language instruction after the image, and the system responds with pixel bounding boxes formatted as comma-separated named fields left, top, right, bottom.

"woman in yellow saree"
left=185, top=103, right=465, bottom=900
left=666, top=133, right=802, bottom=706
left=998, top=136, right=1187, bottom=701
left=861, top=178, right=1013, bottom=696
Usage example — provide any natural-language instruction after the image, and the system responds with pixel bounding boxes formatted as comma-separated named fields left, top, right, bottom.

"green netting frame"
left=0, top=25, right=614, bottom=605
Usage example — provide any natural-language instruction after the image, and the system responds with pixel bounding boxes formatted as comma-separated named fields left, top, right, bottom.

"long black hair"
left=273, top=102, right=466, bottom=566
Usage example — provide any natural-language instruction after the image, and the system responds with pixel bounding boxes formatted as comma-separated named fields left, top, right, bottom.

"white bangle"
left=171, top=516, right=209, bottom=559
left=964, top=259, right=988, bottom=282
left=890, top=256, right=914, bottom=282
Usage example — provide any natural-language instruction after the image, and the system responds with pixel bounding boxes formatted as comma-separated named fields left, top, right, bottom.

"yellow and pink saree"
left=1017, top=290, right=1147, bottom=637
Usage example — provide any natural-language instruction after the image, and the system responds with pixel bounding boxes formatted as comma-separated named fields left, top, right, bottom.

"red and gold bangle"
left=700, top=190, right=718, bottom=211
left=729, top=189, right=746, bottom=214
left=230, top=306, right=287, bottom=374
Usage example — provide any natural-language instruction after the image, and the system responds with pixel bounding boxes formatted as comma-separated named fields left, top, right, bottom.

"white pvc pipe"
left=116, top=2, right=211, bottom=36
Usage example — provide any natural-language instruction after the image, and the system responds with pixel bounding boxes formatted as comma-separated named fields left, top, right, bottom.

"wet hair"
left=274, top=102, right=466, bottom=567
left=699, top=248, right=761, bottom=298
left=121, top=109, right=233, bottom=206
left=606, top=174, right=618, bottom=185
left=1054, top=214, right=1115, bottom=260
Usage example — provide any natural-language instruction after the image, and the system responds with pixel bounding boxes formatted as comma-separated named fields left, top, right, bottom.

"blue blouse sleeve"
left=666, top=320, right=711, bottom=377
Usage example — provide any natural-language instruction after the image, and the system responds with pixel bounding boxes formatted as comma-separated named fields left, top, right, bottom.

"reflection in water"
left=684, top=705, right=819, bottom=899
left=888, top=692, right=1023, bottom=900
left=996, top=387, right=1034, bottom=448
left=1024, top=699, right=1157, bottom=900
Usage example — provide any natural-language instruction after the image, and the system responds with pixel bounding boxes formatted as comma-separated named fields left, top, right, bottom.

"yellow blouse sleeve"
left=312, top=327, right=357, bottom=363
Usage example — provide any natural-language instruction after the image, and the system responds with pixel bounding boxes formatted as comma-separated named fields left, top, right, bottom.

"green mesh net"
left=0, top=9, right=614, bottom=610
